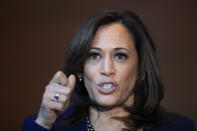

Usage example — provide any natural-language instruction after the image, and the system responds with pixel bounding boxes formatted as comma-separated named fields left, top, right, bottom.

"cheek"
left=128, top=67, right=138, bottom=83
left=119, top=64, right=137, bottom=81
left=84, top=64, right=97, bottom=82
left=118, top=64, right=138, bottom=91
left=83, top=72, right=94, bottom=99
left=83, top=64, right=99, bottom=95
left=116, top=65, right=137, bottom=105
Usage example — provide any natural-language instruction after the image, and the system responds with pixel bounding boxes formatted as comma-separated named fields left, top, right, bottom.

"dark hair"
left=60, top=10, right=164, bottom=131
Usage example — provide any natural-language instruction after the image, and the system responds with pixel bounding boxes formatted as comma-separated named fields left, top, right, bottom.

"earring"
left=77, top=73, right=83, bottom=83
left=79, top=78, right=83, bottom=82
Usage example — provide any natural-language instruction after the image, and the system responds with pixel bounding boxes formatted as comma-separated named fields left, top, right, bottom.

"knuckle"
left=43, top=91, right=50, bottom=100
left=56, top=71, right=62, bottom=75
left=45, top=85, right=51, bottom=90
left=56, top=71, right=63, bottom=78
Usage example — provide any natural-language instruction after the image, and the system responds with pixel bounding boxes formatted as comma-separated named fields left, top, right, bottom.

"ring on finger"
left=53, top=93, right=60, bottom=102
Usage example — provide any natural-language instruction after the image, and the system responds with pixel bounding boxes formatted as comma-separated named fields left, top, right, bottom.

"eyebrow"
left=90, top=47, right=101, bottom=51
left=90, top=47, right=129, bottom=52
left=114, top=47, right=129, bottom=52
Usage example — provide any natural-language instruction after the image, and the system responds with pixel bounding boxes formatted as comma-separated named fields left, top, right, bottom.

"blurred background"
left=1, top=0, right=197, bottom=130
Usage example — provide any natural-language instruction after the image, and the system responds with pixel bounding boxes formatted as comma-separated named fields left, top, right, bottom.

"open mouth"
left=97, top=82, right=117, bottom=95
left=102, top=83, right=113, bottom=89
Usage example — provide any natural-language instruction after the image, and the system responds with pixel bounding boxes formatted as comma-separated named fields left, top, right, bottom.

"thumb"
left=68, top=74, right=76, bottom=89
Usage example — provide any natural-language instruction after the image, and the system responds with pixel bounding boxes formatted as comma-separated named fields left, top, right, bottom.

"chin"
left=94, top=95, right=119, bottom=107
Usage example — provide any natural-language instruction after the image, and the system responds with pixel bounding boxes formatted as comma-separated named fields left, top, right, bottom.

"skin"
left=84, top=23, right=140, bottom=130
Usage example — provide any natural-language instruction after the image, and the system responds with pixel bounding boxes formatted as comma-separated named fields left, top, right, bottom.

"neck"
left=90, top=106, right=129, bottom=119
left=89, top=106, right=129, bottom=131
left=89, top=95, right=134, bottom=122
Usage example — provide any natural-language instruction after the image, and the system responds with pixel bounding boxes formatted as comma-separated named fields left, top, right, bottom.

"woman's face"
left=83, top=23, right=138, bottom=107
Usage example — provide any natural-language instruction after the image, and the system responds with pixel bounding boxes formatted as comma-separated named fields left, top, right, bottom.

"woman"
left=22, top=10, right=196, bottom=131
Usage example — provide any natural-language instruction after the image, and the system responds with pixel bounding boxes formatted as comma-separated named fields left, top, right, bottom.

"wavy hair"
left=60, top=10, right=164, bottom=131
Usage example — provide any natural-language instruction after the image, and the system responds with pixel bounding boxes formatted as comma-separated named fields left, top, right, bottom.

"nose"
left=100, top=55, right=115, bottom=76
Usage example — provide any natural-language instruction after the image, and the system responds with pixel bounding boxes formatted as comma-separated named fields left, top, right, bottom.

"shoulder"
left=145, top=112, right=196, bottom=131
left=164, top=112, right=194, bottom=124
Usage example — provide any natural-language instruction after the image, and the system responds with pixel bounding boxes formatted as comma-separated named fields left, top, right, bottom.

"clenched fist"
left=35, top=71, right=76, bottom=129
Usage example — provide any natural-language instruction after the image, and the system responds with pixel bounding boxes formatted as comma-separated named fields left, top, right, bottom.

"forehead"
left=92, top=23, right=135, bottom=50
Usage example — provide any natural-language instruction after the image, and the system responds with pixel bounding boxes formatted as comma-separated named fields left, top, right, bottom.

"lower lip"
left=96, top=85, right=116, bottom=95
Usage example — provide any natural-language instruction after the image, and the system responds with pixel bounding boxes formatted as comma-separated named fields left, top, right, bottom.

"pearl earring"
left=79, top=78, right=83, bottom=82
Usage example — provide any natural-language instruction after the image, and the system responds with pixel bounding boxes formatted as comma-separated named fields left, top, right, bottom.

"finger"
left=46, top=84, right=72, bottom=95
left=47, top=92, right=68, bottom=103
left=43, top=100, right=64, bottom=111
left=50, top=71, right=68, bottom=86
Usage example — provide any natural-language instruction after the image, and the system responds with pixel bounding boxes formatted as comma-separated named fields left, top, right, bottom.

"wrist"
left=35, top=117, right=53, bottom=130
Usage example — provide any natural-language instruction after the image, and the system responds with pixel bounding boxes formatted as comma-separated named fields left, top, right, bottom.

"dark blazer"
left=22, top=107, right=196, bottom=131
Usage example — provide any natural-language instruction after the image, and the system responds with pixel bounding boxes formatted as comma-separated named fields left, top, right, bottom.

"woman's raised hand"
left=35, top=71, right=76, bottom=129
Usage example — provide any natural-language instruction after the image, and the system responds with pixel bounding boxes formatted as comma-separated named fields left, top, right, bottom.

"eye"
left=88, top=52, right=101, bottom=60
left=114, top=53, right=128, bottom=60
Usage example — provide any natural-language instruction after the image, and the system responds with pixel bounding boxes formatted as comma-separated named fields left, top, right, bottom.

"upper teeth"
left=102, top=84, right=112, bottom=89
